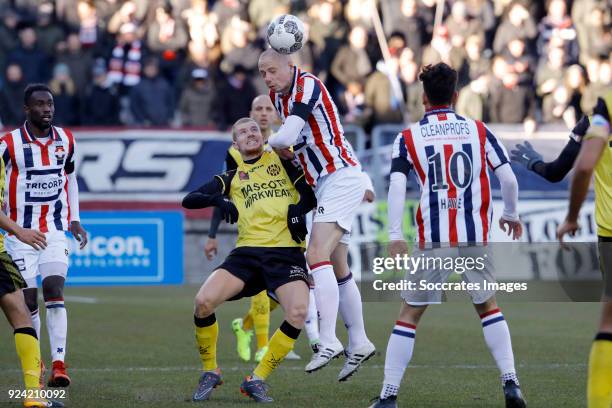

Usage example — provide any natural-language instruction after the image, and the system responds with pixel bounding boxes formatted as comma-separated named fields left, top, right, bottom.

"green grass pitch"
left=0, top=286, right=598, bottom=407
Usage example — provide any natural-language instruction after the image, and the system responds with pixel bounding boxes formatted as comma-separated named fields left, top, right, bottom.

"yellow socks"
left=251, top=292, right=271, bottom=349
left=194, top=314, right=219, bottom=371
left=242, top=311, right=253, bottom=332
left=14, top=327, right=41, bottom=389
left=269, top=298, right=280, bottom=312
left=243, top=290, right=269, bottom=333
left=588, top=332, right=612, bottom=408
left=253, top=321, right=300, bottom=380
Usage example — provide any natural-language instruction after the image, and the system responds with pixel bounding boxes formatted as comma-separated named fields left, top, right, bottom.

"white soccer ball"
left=266, top=14, right=306, bottom=55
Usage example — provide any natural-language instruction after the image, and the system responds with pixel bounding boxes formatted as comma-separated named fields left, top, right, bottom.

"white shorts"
left=401, top=246, right=496, bottom=306
left=313, top=166, right=364, bottom=244
left=5, top=230, right=69, bottom=288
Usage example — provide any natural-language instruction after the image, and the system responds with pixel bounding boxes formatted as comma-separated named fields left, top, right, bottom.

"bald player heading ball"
left=259, top=49, right=375, bottom=380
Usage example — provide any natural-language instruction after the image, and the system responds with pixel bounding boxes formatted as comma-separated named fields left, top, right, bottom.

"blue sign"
left=73, top=131, right=232, bottom=201
left=66, top=211, right=183, bottom=286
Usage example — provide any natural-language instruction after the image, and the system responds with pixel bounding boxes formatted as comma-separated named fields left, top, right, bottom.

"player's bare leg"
left=599, top=300, right=612, bottom=333
left=331, top=243, right=376, bottom=381
left=192, top=269, right=245, bottom=402
left=474, top=297, right=525, bottom=408
left=371, top=302, right=426, bottom=407
left=23, top=288, right=40, bottom=338
left=305, top=222, right=345, bottom=372
left=242, top=280, right=309, bottom=402
left=41, top=271, right=70, bottom=388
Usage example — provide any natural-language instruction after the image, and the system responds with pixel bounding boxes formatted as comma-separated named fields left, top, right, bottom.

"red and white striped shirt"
left=391, top=107, right=510, bottom=244
left=0, top=124, right=76, bottom=232
left=270, top=66, right=359, bottom=186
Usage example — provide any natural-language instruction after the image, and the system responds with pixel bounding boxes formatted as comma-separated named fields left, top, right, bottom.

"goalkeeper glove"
left=287, top=204, right=307, bottom=243
left=510, top=141, right=543, bottom=170
left=211, top=194, right=239, bottom=224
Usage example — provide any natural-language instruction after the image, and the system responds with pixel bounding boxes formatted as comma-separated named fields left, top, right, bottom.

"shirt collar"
left=424, top=105, right=454, bottom=115
left=23, top=121, right=54, bottom=143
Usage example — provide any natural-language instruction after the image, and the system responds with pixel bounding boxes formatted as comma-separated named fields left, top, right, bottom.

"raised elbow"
left=544, top=172, right=566, bottom=183
left=181, top=193, right=200, bottom=209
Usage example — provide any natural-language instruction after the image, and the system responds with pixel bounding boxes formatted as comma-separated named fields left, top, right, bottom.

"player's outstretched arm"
left=207, top=152, right=236, bottom=241
left=494, top=163, right=522, bottom=240
left=558, top=100, right=610, bottom=242
left=0, top=212, right=47, bottom=250
left=268, top=75, right=320, bottom=149
left=510, top=116, right=590, bottom=183
left=205, top=151, right=238, bottom=256
left=182, top=175, right=239, bottom=223
left=268, top=115, right=306, bottom=149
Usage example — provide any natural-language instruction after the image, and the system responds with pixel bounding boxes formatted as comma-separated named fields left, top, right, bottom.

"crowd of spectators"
left=0, top=0, right=609, bottom=133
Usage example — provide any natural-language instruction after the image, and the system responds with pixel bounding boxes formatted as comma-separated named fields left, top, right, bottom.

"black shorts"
left=218, top=247, right=308, bottom=300
left=0, top=251, right=26, bottom=298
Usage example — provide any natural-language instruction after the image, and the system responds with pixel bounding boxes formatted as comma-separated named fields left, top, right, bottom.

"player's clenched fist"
left=15, top=227, right=47, bottom=250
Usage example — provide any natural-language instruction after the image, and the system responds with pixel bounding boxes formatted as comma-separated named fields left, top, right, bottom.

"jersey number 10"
left=427, top=144, right=473, bottom=192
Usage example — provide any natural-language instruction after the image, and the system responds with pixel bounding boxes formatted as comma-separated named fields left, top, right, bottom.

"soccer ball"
left=266, top=14, right=306, bottom=55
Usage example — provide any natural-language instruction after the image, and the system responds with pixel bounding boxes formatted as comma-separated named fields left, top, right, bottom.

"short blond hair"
left=231, top=117, right=259, bottom=140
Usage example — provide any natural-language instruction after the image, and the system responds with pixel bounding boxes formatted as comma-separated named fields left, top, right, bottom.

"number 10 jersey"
left=391, top=107, right=510, bottom=245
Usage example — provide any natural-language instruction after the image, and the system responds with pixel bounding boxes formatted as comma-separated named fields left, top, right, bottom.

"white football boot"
left=304, top=341, right=344, bottom=373
left=338, top=341, right=376, bottom=381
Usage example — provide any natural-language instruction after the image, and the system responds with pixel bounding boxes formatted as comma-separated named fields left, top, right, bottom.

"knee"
left=23, top=290, right=38, bottom=312
left=194, top=294, right=216, bottom=317
left=474, top=297, right=498, bottom=315
left=399, top=303, right=426, bottom=325
left=285, top=303, right=308, bottom=328
left=42, top=277, right=64, bottom=301
left=306, top=246, right=329, bottom=266
left=42, top=285, right=63, bottom=302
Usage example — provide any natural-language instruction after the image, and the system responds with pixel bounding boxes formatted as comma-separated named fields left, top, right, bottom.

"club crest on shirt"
left=239, top=171, right=249, bottom=180
left=266, top=164, right=281, bottom=176
left=54, top=145, right=66, bottom=161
